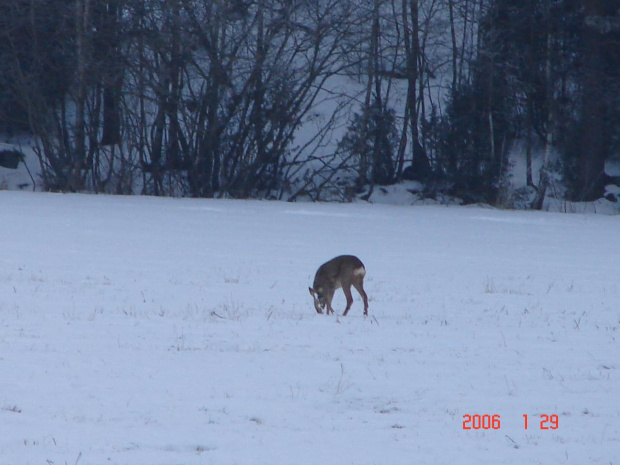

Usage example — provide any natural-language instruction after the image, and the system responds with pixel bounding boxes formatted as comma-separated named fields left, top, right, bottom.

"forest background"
left=1, top=0, right=619, bottom=208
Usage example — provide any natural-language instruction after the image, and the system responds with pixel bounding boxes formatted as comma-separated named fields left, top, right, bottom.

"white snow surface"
left=0, top=191, right=618, bottom=464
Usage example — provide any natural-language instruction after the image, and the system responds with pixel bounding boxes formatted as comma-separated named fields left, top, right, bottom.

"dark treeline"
left=0, top=0, right=618, bottom=205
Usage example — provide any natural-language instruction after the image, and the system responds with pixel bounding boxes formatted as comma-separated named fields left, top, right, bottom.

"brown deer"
left=309, top=255, right=369, bottom=316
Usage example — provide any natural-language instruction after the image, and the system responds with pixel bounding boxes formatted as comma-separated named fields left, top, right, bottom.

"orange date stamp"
left=462, top=414, right=559, bottom=430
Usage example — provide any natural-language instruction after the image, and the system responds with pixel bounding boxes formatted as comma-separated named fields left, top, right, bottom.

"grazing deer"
left=309, top=255, right=369, bottom=316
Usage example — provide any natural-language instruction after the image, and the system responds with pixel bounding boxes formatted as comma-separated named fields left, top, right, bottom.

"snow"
left=0, top=190, right=619, bottom=464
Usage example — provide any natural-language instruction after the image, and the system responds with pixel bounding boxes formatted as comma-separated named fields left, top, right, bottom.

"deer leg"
left=353, top=281, right=368, bottom=316
left=325, top=289, right=336, bottom=315
left=342, top=285, right=354, bottom=316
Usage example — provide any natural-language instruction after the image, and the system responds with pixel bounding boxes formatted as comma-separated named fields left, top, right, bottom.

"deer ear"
left=309, top=287, right=315, bottom=297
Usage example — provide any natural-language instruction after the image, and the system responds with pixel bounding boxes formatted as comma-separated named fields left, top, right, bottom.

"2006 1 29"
left=462, top=414, right=559, bottom=430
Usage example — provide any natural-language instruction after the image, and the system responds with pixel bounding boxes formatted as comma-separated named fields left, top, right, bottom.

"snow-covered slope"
left=0, top=191, right=618, bottom=464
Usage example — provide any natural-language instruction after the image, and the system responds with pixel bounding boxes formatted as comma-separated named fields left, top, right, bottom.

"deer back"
left=313, top=255, right=365, bottom=292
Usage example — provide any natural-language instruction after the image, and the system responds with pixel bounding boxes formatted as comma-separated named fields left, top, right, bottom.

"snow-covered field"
left=0, top=190, right=618, bottom=464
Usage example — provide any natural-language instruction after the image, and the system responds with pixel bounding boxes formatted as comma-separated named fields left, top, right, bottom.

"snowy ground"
left=0, top=190, right=618, bottom=464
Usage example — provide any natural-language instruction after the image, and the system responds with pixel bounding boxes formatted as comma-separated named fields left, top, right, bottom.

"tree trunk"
left=98, top=0, right=122, bottom=146
left=401, top=0, right=431, bottom=181
left=525, top=124, right=533, bottom=187
left=578, top=0, right=609, bottom=201
left=532, top=32, right=553, bottom=210
left=448, top=0, right=459, bottom=90
left=73, top=0, right=90, bottom=191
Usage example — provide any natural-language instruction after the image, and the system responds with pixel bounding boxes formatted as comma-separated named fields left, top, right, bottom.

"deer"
left=308, top=255, right=369, bottom=316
